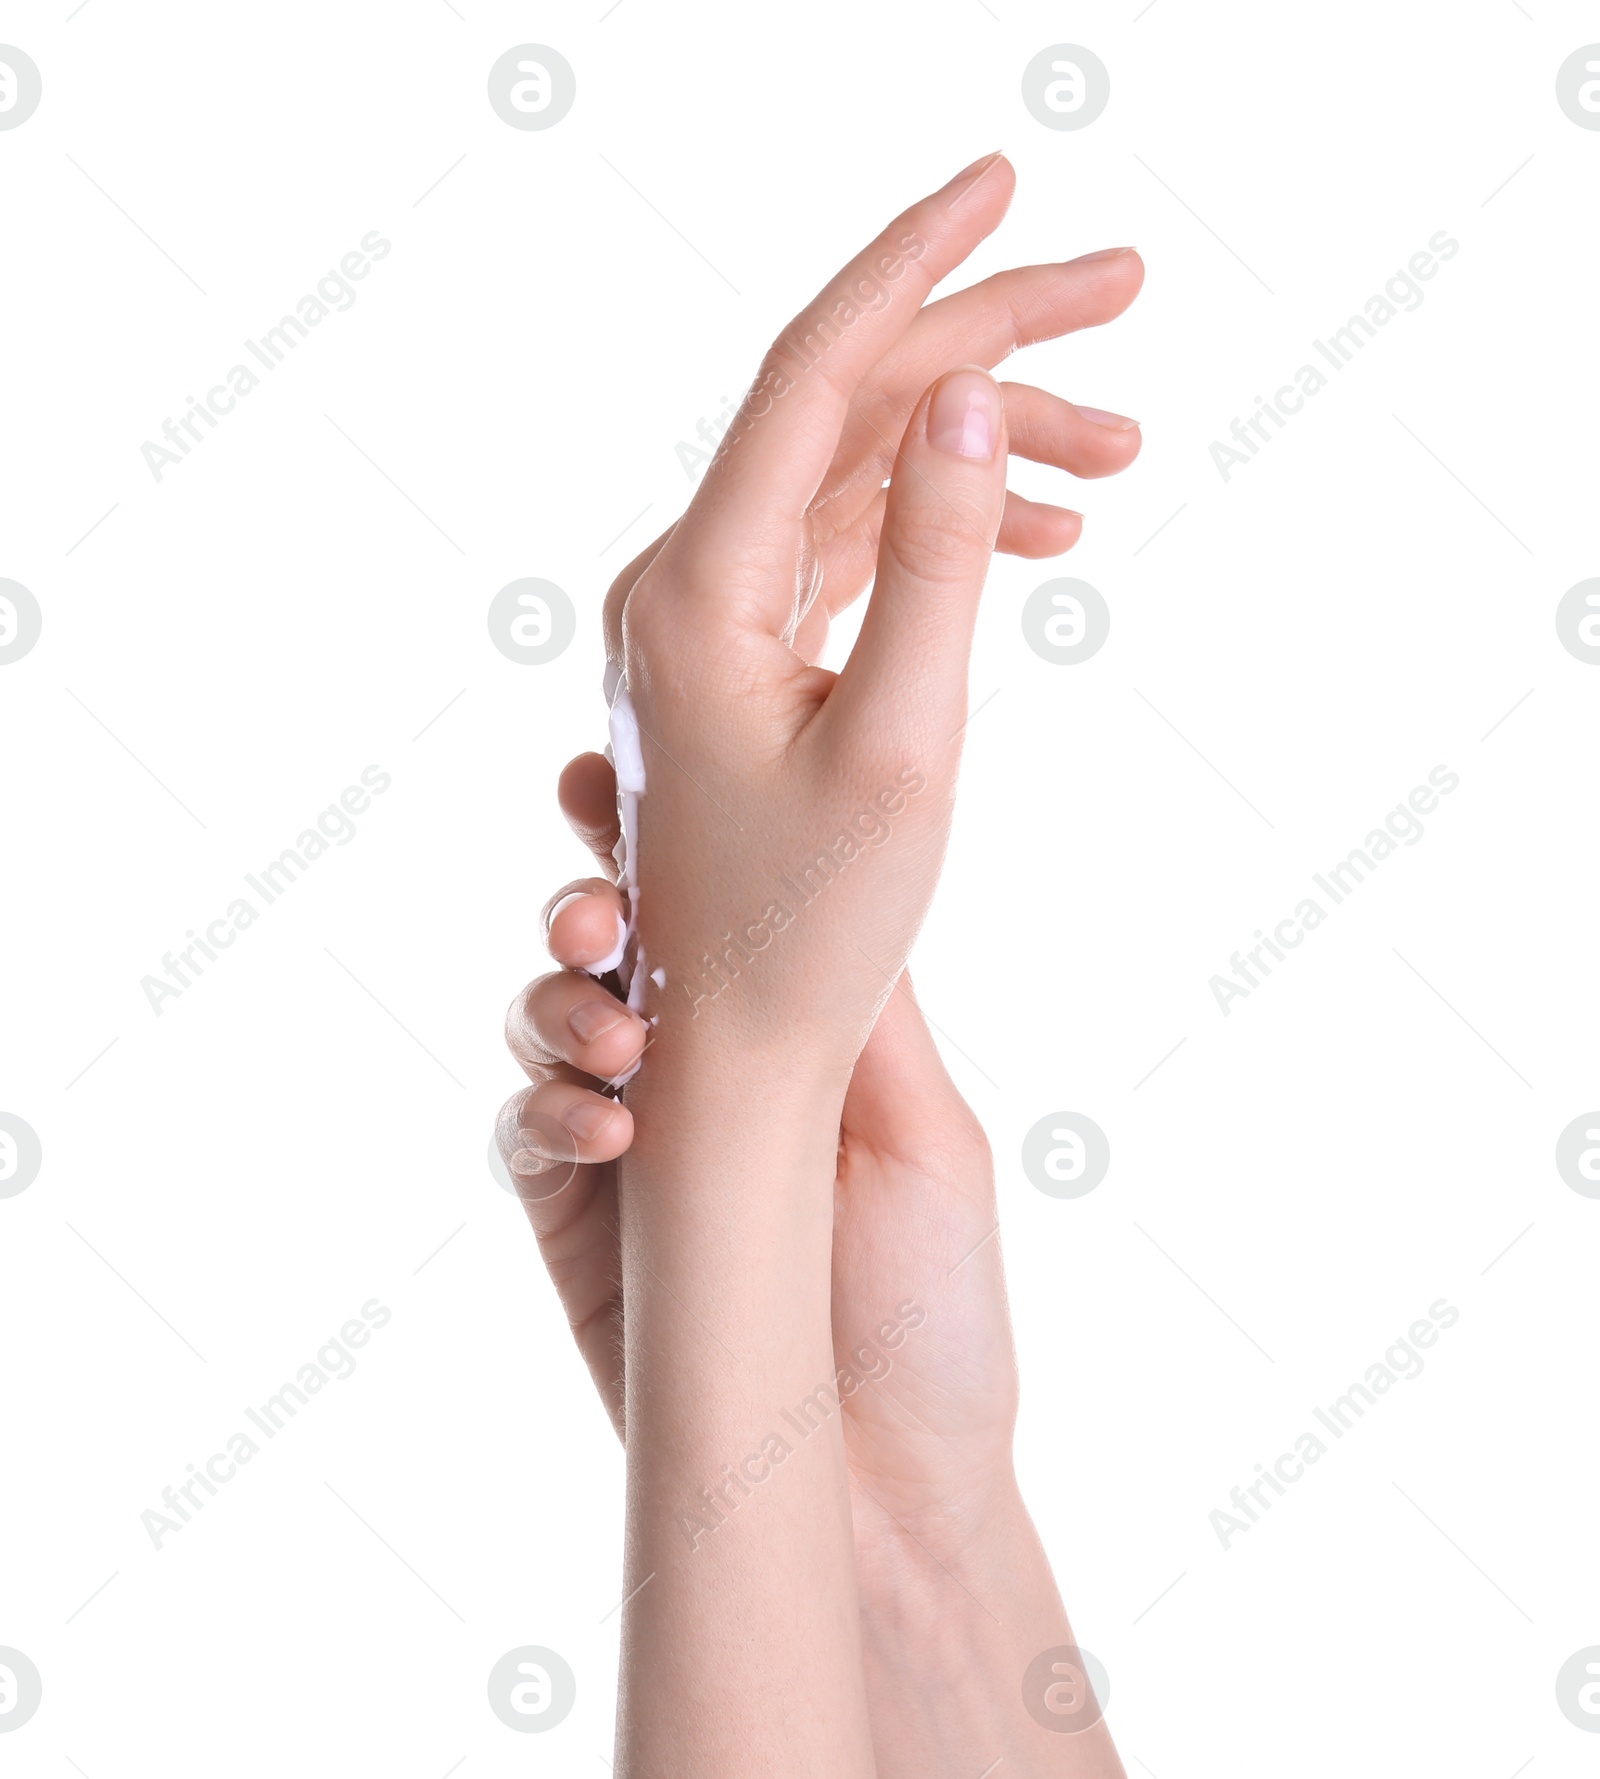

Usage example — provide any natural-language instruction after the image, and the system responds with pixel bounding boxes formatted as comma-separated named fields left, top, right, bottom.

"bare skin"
left=496, top=152, right=1140, bottom=1776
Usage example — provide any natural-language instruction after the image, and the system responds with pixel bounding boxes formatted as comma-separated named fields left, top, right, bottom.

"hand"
left=604, top=213, right=1142, bottom=666
left=598, top=152, right=1141, bottom=1088
left=499, top=139, right=1144, bottom=1479
left=496, top=155, right=1142, bottom=1776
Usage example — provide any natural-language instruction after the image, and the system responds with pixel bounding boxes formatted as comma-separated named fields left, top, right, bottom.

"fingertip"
left=546, top=889, right=587, bottom=932
left=565, top=1092, right=634, bottom=1163
left=549, top=892, right=627, bottom=971
left=558, top=751, right=618, bottom=826
left=574, top=1002, right=649, bottom=1081
left=1033, top=506, right=1086, bottom=556
left=926, top=150, right=1016, bottom=243
left=926, top=366, right=1005, bottom=462
left=1064, top=244, right=1145, bottom=312
left=940, top=150, right=1009, bottom=199
left=496, top=1079, right=635, bottom=1186
left=998, top=496, right=1083, bottom=559
left=1068, top=409, right=1142, bottom=475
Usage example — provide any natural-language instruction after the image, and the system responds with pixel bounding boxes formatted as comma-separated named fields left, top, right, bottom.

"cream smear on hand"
left=603, top=663, right=649, bottom=1080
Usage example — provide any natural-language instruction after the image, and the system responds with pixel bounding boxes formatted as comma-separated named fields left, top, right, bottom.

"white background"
left=2, top=2, right=1597, bottom=1773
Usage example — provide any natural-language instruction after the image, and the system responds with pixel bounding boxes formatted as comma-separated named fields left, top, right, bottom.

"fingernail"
left=561, top=1099, right=615, bottom=1142
left=945, top=150, right=1004, bottom=191
left=1075, top=404, right=1140, bottom=432
left=569, top=999, right=627, bottom=1044
left=587, top=909, right=629, bottom=974
left=546, top=891, right=587, bottom=934
left=928, top=370, right=1000, bottom=460
left=1069, top=245, right=1137, bottom=264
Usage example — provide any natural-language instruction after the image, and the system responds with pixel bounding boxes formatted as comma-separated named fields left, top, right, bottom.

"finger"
left=1000, top=381, right=1141, bottom=480
left=996, top=491, right=1084, bottom=558
left=816, top=485, right=1082, bottom=615
left=828, top=366, right=1008, bottom=741
left=544, top=878, right=629, bottom=971
left=881, top=247, right=1145, bottom=385
left=498, top=1077, right=635, bottom=1172
left=816, top=248, right=1145, bottom=520
left=807, top=378, right=1133, bottom=621
left=506, top=971, right=649, bottom=1084
left=494, top=1084, right=626, bottom=1434
left=677, top=154, right=1015, bottom=600
left=557, top=752, right=622, bottom=875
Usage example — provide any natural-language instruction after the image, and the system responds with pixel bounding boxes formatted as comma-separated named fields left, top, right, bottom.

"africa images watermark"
left=672, top=393, right=738, bottom=484
left=1209, top=230, right=1460, bottom=482
left=674, top=228, right=929, bottom=481
left=1210, top=765, right=1459, bottom=1016
left=680, top=768, right=927, bottom=1017
left=1210, top=1298, right=1459, bottom=1550
left=675, top=1300, right=926, bottom=1550
left=141, top=765, right=391, bottom=1015
left=141, top=1298, right=392, bottom=1550
left=140, top=229, right=392, bottom=481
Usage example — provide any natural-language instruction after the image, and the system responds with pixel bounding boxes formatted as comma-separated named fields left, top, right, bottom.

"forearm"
left=855, top=1471, right=1125, bottom=1778
left=614, top=1058, right=877, bottom=1776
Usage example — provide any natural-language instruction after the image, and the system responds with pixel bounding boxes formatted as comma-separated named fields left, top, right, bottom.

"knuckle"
left=504, top=973, right=565, bottom=1053
left=620, top=561, right=696, bottom=660
left=882, top=507, right=987, bottom=585
left=753, top=340, right=809, bottom=405
left=494, top=1084, right=539, bottom=1151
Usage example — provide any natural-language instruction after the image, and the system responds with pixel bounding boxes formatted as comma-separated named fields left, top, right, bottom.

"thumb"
left=827, top=366, right=1007, bottom=745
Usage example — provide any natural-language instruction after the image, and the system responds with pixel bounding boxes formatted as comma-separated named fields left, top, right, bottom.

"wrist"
left=853, top=1462, right=1027, bottom=1612
left=637, top=942, right=869, bottom=1100
left=854, top=1474, right=1125, bottom=1777
left=622, top=1021, right=852, bottom=1164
